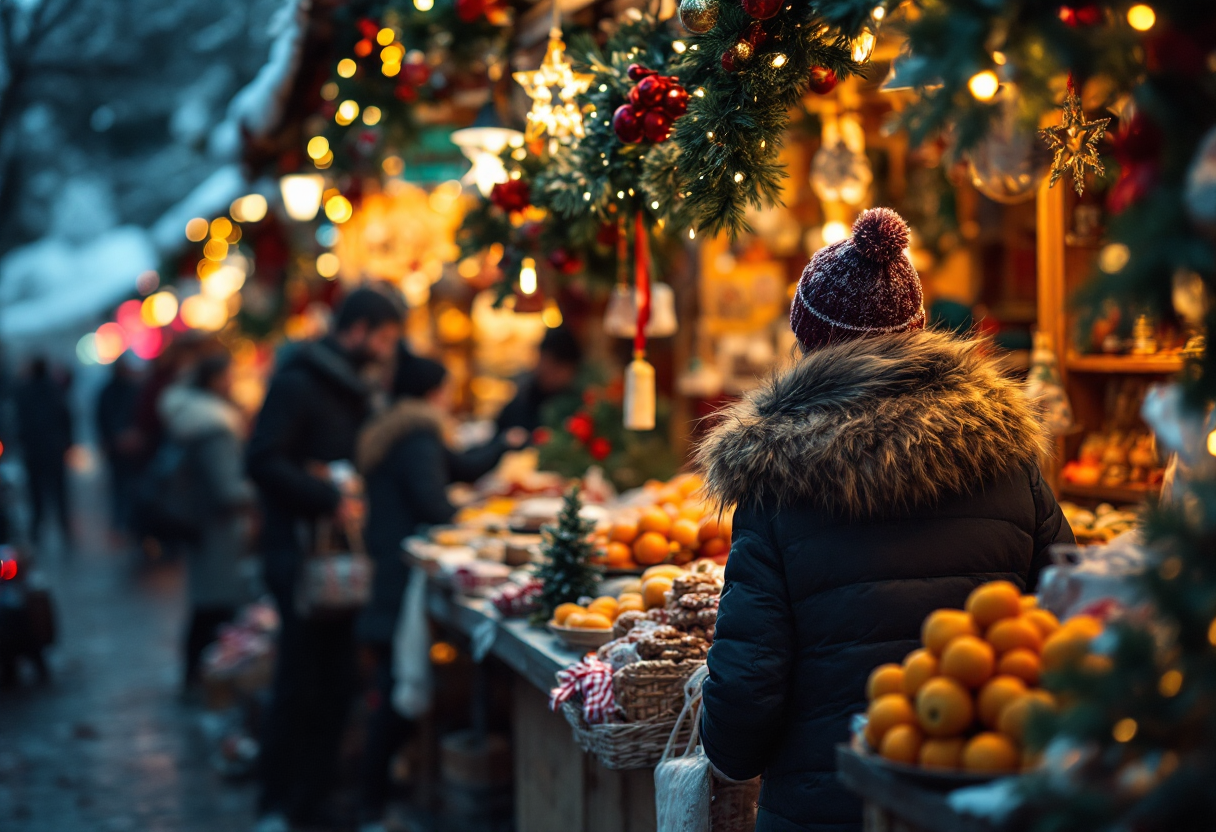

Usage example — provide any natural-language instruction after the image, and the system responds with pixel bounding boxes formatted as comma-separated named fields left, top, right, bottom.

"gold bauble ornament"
left=679, top=0, right=719, bottom=34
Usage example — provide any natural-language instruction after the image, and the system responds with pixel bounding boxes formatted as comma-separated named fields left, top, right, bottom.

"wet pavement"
left=0, top=480, right=258, bottom=831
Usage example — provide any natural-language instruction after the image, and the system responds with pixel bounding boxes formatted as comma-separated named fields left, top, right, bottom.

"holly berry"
left=642, top=110, right=673, bottom=143
left=627, top=64, right=657, bottom=81
left=636, top=75, right=667, bottom=109
left=589, top=437, right=612, bottom=462
left=566, top=413, right=595, bottom=443
left=742, top=0, right=781, bottom=20
left=663, top=86, right=689, bottom=118
left=807, top=65, right=838, bottom=95
left=613, top=105, right=644, bottom=143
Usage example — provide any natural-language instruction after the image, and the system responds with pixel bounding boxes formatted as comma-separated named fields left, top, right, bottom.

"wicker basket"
left=560, top=697, right=694, bottom=770
left=613, top=659, right=700, bottom=722
left=711, top=776, right=761, bottom=831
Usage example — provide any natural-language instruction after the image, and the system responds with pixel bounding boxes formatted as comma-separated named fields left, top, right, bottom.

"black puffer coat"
left=695, top=330, right=1073, bottom=832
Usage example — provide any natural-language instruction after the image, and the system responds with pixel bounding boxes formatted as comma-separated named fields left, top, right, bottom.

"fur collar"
left=696, top=329, right=1047, bottom=519
left=159, top=386, right=244, bottom=440
left=356, top=399, right=444, bottom=473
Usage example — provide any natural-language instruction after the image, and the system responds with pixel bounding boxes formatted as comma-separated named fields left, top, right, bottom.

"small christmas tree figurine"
left=532, top=486, right=600, bottom=625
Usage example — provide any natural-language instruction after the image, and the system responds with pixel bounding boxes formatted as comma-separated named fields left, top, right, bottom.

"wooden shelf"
left=1059, top=481, right=1159, bottom=505
left=1065, top=352, right=1185, bottom=374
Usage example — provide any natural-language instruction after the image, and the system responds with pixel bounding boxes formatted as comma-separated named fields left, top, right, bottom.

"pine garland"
left=670, top=0, right=865, bottom=237
left=532, top=486, right=601, bottom=625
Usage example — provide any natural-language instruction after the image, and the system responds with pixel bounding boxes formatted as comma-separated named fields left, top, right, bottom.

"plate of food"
left=547, top=621, right=615, bottom=650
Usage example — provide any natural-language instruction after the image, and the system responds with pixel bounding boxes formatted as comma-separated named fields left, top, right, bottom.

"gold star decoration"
left=1039, top=80, right=1111, bottom=196
left=513, top=28, right=593, bottom=144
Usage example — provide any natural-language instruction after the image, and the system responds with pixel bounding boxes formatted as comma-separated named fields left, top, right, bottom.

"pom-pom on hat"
left=789, top=207, right=925, bottom=353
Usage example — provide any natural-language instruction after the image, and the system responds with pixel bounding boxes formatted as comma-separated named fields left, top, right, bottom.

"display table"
left=425, top=583, right=658, bottom=832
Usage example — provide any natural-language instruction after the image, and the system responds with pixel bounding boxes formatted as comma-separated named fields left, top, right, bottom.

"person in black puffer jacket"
left=695, top=208, right=1073, bottom=832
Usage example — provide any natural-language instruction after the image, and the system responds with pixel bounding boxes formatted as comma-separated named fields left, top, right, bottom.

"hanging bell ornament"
left=624, top=357, right=656, bottom=431
left=678, top=0, right=719, bottom=34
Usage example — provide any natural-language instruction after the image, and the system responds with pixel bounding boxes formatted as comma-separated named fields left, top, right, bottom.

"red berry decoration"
left=642, top=109, right=673, bottom=143
left=627, top=64, right=657, bottom=81
left=613, top=104, right=644, bottom=143
left=742, top=0, right=781, bottom=20
left=402, top=61, right=431, bottom=87
left=566, top=413, right=595, bottom=443
left=662, top=86, right=689, bottom=118
left=807, top=65, right=839, bottom=95
left=589, top=437, right=612, bottom=462
left=490, top=179, right=531, bottom=213
left=636, top=75, right=667, bottom=109
left=745, top=21, right=769, bottom=49
left=456, top=0, right=486, bottom=21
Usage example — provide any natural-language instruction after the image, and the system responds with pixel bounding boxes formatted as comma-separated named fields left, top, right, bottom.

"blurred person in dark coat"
left=159, top=353, right=254, bottom=689
left=95, top=358, right=142, bottom=535
left=14, top=357, right=73, bottom=543
left=352, top=344, right=526, bottom=829
left=246, top=287, right=404, bottom=832
left=494, top=325, right=583, bottom=434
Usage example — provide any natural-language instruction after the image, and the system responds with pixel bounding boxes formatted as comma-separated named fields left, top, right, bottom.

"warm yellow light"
left=1159, top=669, right=1183, bottom=698
left=335, top=100, right=360, bottom=126
left=230, top=194, right=268, bottom=223
left=279, top=174, right=325, bottom=221
left=337, top=58, right=357, bottom=78
left=376, top=27, right=395, bottom=45
left=209, top=217, right=233, bottom=240
left=382, top=156, right=404, bottom=177
left=851, top=29, right=876, bottom=63
left=672, top=40, right=686, bottom=54
left=320, top=82, right=339, bottom=101
left=203, top=239, right=229, bottom=261
left=822, top=221, right=849, bottom=245
left=1127, top=4, right=1155, bottom=31
left=197, top=259, right=220, bottom=280
left=180, top=294, right=229, bottom=331
left=141, top=292, right=179, bottom=327
left=771, top=53, right=787, bottom=68
left=325, top=194, right=353, bottom=223
left=362, top=106, right=382, bottom=126
left=1099, top=243, right=1130, bottom=274
left=688, top=228, right=696, bottom=240
left=992, top=51, right=1006, bottom=65
left=316, top=252, right=341, bottom=279
left=519, top=257, right=538, bottom=295
left=185, top=217, right=209, bottom=242
left=968, top=70, right=1000, bottom=101
left=314, top=150, right=334, bottom=170
left=381, top=61, right=401, bottom=77
left=1112, top=718, right=1138, bottom=743
left=542, top=300, right=563, bottom=328
left=414, top=0, right=434, bottom=10
left=307, top=136, right=330, bottom=160
left=202, top=265, right=245, bottom=299
left=1207, top=428, right=1216, bottom=457
left=871, top=5, right=885, bottom=20
left=733, top=172, right=744, bottom=183
left=380, top=43, right=404, bottom=63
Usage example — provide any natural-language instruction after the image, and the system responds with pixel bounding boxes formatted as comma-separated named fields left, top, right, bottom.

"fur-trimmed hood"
left=356, top=398, right=445, bottom=473
left=696, top=329, right=1047, bottom=519
left=159, top=385, right=245, bottom=441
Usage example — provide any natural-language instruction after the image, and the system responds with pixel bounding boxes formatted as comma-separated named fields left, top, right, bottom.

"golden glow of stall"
left=280, top=174, right=325, bottom=221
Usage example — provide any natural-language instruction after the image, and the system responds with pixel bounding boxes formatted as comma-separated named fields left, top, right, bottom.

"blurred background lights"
left=316, top=252, right=341, bottom=278
left=135, top=270, right=160, bottom=295
left=94, top=322, right=127, bottom=363
left=376, top=27, right=395, bottom=45
left=203, top=238, right=229, bottom=261
left=414, top=0, right=434, bottom=10
left=185, top=217, right=209, bottom=241
left=76, top=333, right=99, bottom=365
left=822, top=220, right=849, bottom=245
left=201, top=264, right=246, bottom=299
left=230, top=194, right=268, bottom=223
left=519, top=257, right=538, bottom=295
left=115, top=299, right=144, bottom=332
left=382, top=155, right=404, bottom=177
left=337, top=58, right=357, bottom=78
left=280, top=174, right=325, bottom=221
left=362, top=106, right=382, bottom=126
left=1127, top=4, right=1155, bottom=30
left=324, top=194, right=353, bottom=223
left=180, top=294, right=229, bottom=331
left=968, top=70, right=999, bottom=101
left=142, top=291, right=179, bottom=327
left=316, top=223, right=340, bottom=247
left=306, top=136, right=330, bottom=160
left=335, top=100, right=360, bottom=125
left=209, top=216, right=233, bottom=239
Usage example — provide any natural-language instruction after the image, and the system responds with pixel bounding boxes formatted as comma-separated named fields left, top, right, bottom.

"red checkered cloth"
left=550, top=656, right=616, bottom=724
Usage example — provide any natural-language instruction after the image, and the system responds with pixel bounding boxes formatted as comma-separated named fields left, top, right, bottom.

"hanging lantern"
left=513, top=13, right=593, bottom=143
left=280, top=173, right=325, bottom=221
left=451, top=126, right=525, bottom=197
left=811, top=113, right=872, bottom=206
left=603, top=282, right=678, bottom=338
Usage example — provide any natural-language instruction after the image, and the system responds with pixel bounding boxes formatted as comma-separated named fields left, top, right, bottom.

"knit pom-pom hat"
left=789, top=207, right=925, bottom=353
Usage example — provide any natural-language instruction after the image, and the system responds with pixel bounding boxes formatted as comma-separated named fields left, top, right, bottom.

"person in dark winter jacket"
left=246, top=286, right=404, bottom=832
left=695, top=208, right=1074, bottom=832
left=14, top=357, right=73, bottom=543
left=159, top=353, right=253, bottom=687
left=495, top=325, right=583, bottom=434
left=353, top=343, right=527, bottom=827
left=95, top=358, right=142, bottom=535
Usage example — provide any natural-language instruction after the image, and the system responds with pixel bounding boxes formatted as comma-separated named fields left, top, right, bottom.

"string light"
left=968, top=70, right=999, bottom=101
left=851, top=29, right=876, bottom=63
left=414, top=0, right=434, bottom=10
left=1127, top=4, right=1156, bottom=31
left=185, top=217, right=209, bottom=242
left=688, top=228, right=696, bottom=240
left=1208, top=428, right=1216, bottom=456
left=733, top=172, right=744, bottom=183
left=871, top=5, right=884, bottom=20
left=141, top=292, right=178, bottom=327
left=771, top=53, right=787, bottom=68
left=376, top=27, right=395, bottom=45
left=335, top=100, right=360, bottom=125
left=362, top=106, right=382, bottom=126
left=651, top=200, right=660, bottom=209
left=519, top=257, right=538, bottom=295
left=1099, top=243, right=1130, bottom=273
left=1112, top=718, right=1138, bottom=743
left=324, top=194, right=354, bottom=223
left=307, top=137, right=330, bottom=159
left=316, top=253, right=340, bottom=279
left=337, top=59, right=357, bottom=78
left=992, top=51, right=1006, bottom=65
left=1159, top=670, right=1183, bottom=698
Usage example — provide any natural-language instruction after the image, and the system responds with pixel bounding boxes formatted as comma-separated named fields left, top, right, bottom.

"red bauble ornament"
left=394, top=83, right=418, bottom=103
left=402, top=61, right=431, bottom=87
left=589, top=437, right=612, bottom=461
left=721, top=48, right=738, bottom=72
left=490, top=179, right=531, bottom=213
left=357, top=18, right=380, bottom=39
left=613, top=104, right=644, bottom=143
left=532, top=427, right=552, bottom=446
left=662, top=86, right=689, bottom=118
left=643, top=109, right=673, bottom=143
left=807, top=66, right=838, bottom=94
left=456, top=0, right=486, bottom=21
left=636, top=75, right=667, bottom=109
left=742, top=0, right=781, bottom=20
left=745, top=21, right=769, bottom=49
left=627, top=64, right=657, bottom=81
left=567, top=414, right=595, bottom=443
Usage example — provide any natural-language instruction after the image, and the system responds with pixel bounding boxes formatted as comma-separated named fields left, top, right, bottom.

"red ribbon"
left=633, top=211, right=651, bottom=358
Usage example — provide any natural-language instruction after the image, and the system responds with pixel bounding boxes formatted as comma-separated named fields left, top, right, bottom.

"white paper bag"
left=655, top=665, right=712, bottom=832
left=392, top=566, right=433, bottom=718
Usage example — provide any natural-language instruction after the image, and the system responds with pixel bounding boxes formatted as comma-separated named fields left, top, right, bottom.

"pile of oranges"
left=551, top=565, right=686, bottom=630
left=863, top=580, right=1105, bottom=774
left=591, top=473, right=734, bottom=571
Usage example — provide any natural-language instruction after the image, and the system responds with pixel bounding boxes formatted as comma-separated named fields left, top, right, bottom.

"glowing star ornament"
left=513, top=26, right=593, bottom=143
left=1039, top=77, right=1111, bottom=196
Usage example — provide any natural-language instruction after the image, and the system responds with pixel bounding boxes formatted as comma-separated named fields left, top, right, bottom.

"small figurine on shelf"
left=1130, top=314, right=1159, bottom=355
left=1099, top=433, right=1131, bottom=488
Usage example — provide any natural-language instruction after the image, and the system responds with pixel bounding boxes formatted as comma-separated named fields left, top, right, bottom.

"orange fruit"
left=901, top=649, right=939, bottom=697
left=940, top=635, right=995, bottom=688
left=617, top=594, right=645, bottom=614
left=698, top=517, right=721, bottom=542
left=587, top=596, right=618, bottom=618
left=605, top=542, right=634, bottom=568
left=977, top=675, right=1028, bottom=728
left=1061, top=614, right=1103, bottom=638
left=922, top=609, right=979, bottom=656
left=678, top=502, right=706, bottom=522
left=609, top=518, right=639, bottom=545
left=916, top=677, right=974, bottom=737
left=699, top=538, right=729, bottom=560
left=642, top=576, right=674, bottom=609
left=553, top=603, right=584, bottom=625
left=865, top=694, right=917, bottom=746
left=641, top=564, right=684, bottom=581
left=986, top=617, right=1043, bottom=655
left=866, top=664, right=905, bottom=701
left=965, top=581, right=1023, bottom=629
left=633, top=531, right=671, bottom=565
left=962, top=732, right=1020, bottom=773
left=1040, top=628, right=1094, bottom=672
left=577, top=612, right=613, bottom=630
left=997, top=648, right=1042, bottom=686
left=1024, top=608, right=1060, bottom=639
left=638, top=506, right=672, bottom=536
left=997, top=690, right=1055, bottom=742
left=676, top=474, right=704, bottom=498
left=670, top=518, right=700, bottom=548
left=919, top=737, right=966, bottom=770
left=564, top=612, right=588, bottom=628
left=879, top=723, right=923, bottom=765
left=1020, top=595, right=1039, bottom=611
